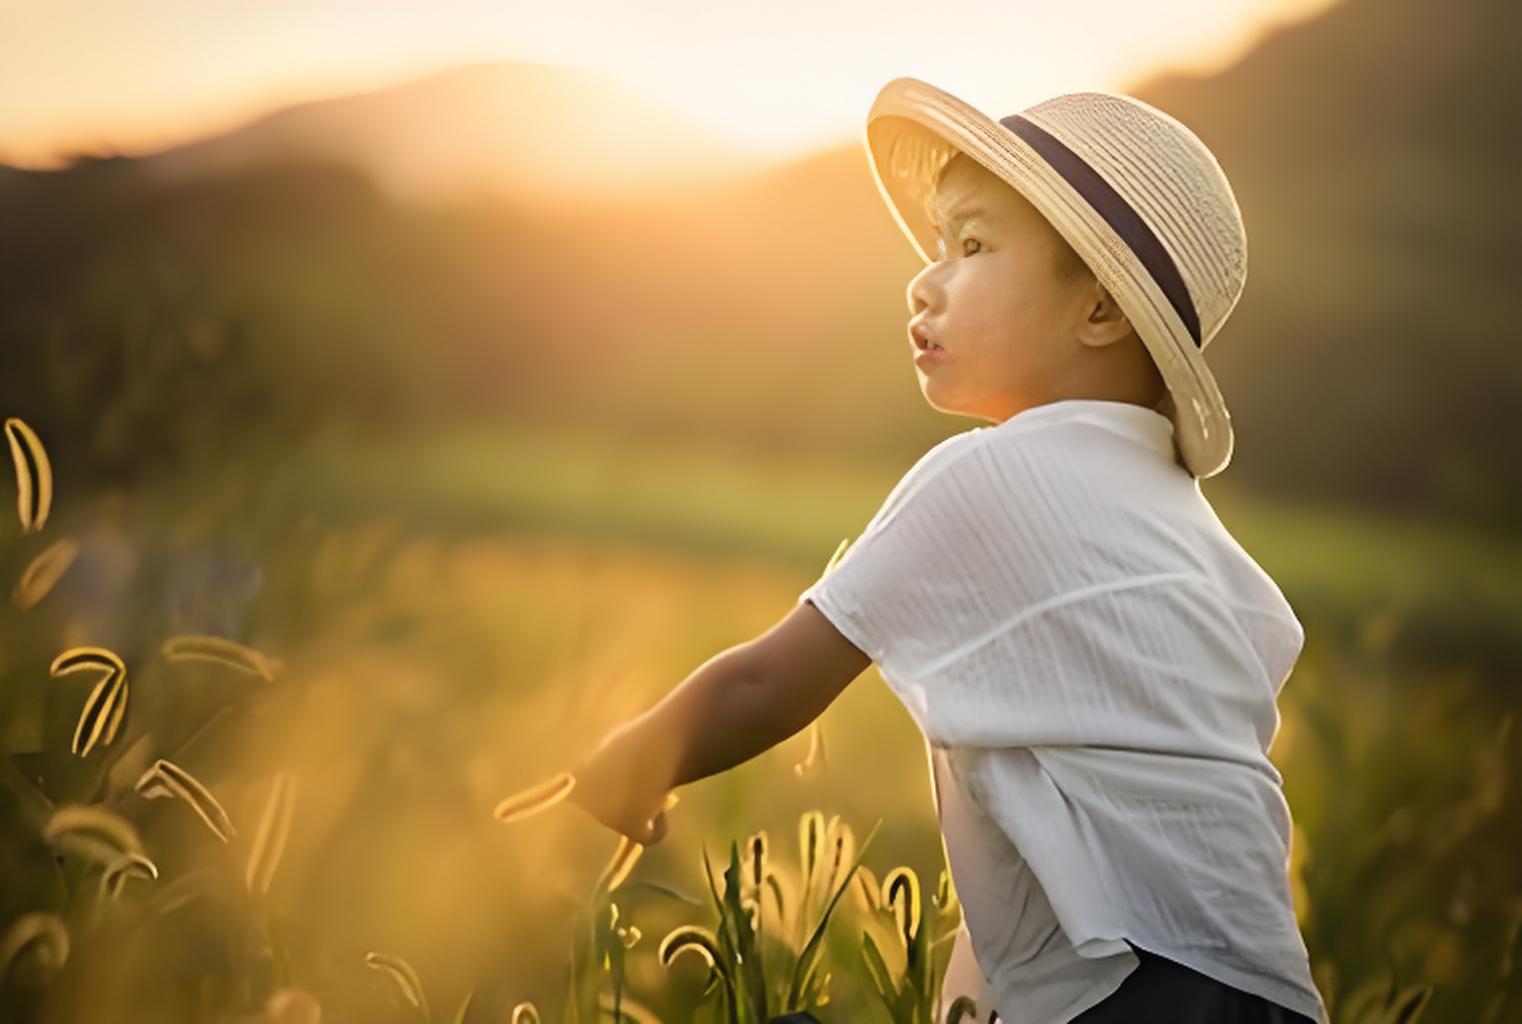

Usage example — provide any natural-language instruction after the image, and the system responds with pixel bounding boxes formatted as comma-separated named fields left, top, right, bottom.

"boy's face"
left=906, top=152, right=1122, bottom=422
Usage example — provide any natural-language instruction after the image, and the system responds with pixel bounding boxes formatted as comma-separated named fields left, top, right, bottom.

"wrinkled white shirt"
left=796, top=399, right=1328, bottom=1024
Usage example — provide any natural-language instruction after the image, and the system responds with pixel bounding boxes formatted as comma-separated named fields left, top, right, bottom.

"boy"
left=568, top=80, right=1327, bottom=1024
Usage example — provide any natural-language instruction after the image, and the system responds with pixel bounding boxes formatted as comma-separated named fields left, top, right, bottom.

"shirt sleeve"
left=797, top=432, right=1035, bottom=674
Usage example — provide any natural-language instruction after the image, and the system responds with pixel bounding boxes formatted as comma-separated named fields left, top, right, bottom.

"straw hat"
left=865, top=78, right=1247, bottom=479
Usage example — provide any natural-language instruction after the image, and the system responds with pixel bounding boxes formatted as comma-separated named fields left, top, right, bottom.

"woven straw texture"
left=1021, top=91, right=1248, bottom=351
left=863, top=78, right=1249, bottom=478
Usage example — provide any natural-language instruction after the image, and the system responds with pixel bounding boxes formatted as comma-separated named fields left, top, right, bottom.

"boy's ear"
left=1074, top=281, right=1135, bottom=350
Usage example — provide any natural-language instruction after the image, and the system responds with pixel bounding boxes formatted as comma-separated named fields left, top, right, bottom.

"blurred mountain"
left=140, top=60, right=767, bottom=204
left=1, top=0, right=1515, bottom=533
left=1123, top=0, right=1517, bottom=525
left=649, top=0, right=1520, bottom=529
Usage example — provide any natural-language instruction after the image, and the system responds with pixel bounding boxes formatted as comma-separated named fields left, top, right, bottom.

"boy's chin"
left=919, top=394, right=964, bottom=418
left=913, top=398, right=961, bottom=416
left=915, top=376, right=945, bottom=399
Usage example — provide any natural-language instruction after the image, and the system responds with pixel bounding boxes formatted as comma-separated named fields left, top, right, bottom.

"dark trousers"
left=1055, top=943, right=1318, bottom=1024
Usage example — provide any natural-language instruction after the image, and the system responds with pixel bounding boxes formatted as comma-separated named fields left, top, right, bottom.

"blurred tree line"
left=1, top=0, right=1516, bottom=536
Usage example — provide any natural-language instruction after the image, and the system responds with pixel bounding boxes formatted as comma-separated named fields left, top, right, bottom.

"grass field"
left=3, top=419, right=1519, bottom=1022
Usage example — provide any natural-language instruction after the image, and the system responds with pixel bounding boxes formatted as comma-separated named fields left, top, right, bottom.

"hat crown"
left=861, top=76, right=1241, bottom=478
left=1017, top=91, right=1247, bottom=349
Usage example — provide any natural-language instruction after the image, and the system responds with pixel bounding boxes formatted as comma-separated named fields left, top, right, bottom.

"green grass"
left=249, top=417, right=1522, bottom=678
left=10, top=418, right=1517, bottom=1022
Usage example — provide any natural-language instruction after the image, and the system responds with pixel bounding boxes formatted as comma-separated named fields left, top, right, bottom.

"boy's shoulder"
left=871, top=403, right=1180, bottom=537
left=907, top=426, right=989, bottom=480
left=872, top=427, right=991, bottom=522
left=892, top=413, right=1082, bottom=499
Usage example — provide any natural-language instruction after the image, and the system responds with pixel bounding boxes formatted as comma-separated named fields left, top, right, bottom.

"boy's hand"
left=567, top=723, right=672, bottom=846
left=557, top=600, right=871, bottom=846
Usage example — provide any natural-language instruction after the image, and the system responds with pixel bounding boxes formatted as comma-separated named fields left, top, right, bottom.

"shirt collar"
left=983, top=398, right=1177, bottom=459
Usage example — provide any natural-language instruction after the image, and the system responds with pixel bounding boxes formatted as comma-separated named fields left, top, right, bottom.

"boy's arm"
left=567, top=600, right=871, bottom=842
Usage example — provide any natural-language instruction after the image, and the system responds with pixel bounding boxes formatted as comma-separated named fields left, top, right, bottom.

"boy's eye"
left=930, top=234, right=982, bottom=261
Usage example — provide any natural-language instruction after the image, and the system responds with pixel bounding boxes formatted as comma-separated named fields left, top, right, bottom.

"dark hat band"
left=998, top=113, right=1202, bottom=349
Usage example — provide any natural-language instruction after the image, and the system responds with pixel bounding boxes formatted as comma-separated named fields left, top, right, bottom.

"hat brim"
left=864, top=77, right=1234, bottom=479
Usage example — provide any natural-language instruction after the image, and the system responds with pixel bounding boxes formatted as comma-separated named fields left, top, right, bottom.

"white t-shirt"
left=796, top=398, right=1328, bottom=1024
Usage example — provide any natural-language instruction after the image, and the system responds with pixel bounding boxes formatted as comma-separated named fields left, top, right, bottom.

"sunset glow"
left=3, top=0, right=1340, bottom=168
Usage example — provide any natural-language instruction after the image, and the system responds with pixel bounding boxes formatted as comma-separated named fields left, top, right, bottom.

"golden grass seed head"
left=134, top=758, right=237, bottom=843
left=0, top=912, right=69, bottom=988
left=50, top=645, right=126, bottom=679
left=823, top=818, right=856, bottom=895
left=657, top=925, right=722, bottom=973
left=161, top=634, right=280, bottom=683
left=70, top=668, right=125, bottom=757
left=814, top=971, right=833, bottom=1006
left=100, top=852, right=160, bottom=901
left=792, top=721, right=825, bottom=777
left=934, top=867, right=953, bottom=908
left=493, top=771, right=576, bottom=824
left=5, top=416, right=53, bottom=533
left=595, top=834, right=644, bottom=895
left=103, top=677, right=129, bottom=746
left=798, top=809, right=825, bottom=888
left=823, top=536, right=853, bottom=575
left=763, top=870, right=793, bottom=930
left=13, top=537, right=78, bottom=610
left=745, top=829, right=769, bottom=892
left=883, top=866, right=922, bottom=948
left=946, top=994, right=981, bottom=1024
left=245, top=771, right=298, bottom=895
left=740, top=895, right=762, bottom=934
left=363, top=951, right=429, bottom=1016
left=42, top=803, right=146, bottom=864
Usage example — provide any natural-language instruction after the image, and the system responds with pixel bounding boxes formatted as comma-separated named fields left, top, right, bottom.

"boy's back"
left=798, top=398, right=1327, bottom=1024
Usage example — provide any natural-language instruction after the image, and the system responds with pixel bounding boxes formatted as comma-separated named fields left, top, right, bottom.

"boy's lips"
left=908, top=318, right=944, bottom=353
left=914, top=345, right=949, bottom=368
left=909, top=319, right=947, bottom=368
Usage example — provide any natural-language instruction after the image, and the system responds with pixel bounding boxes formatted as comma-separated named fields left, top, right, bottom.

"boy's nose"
left=907, top=260, right=944, bottom=316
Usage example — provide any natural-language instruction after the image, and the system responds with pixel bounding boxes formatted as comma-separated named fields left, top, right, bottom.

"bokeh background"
left=1, top=0, right=1518, bottom=1021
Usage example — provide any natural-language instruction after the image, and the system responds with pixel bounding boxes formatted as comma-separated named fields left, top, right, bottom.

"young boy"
left=568, top=80, right=1328, bottom=1024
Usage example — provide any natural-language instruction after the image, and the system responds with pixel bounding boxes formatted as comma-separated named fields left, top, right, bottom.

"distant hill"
left=1124, top=0, right=1517, bottom=526
left=650, top=0, right=1520, bottom=529
left=140, top=60, right=767, bottom=204
left=1, top=0, right=1514, bottom=533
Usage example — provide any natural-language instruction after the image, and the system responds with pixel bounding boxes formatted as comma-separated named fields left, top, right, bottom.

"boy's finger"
left=642, top=810, right=668, bottom=846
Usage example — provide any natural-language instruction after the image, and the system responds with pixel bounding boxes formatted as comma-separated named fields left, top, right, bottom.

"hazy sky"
left=2, top=0, right=1338, bottom=167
